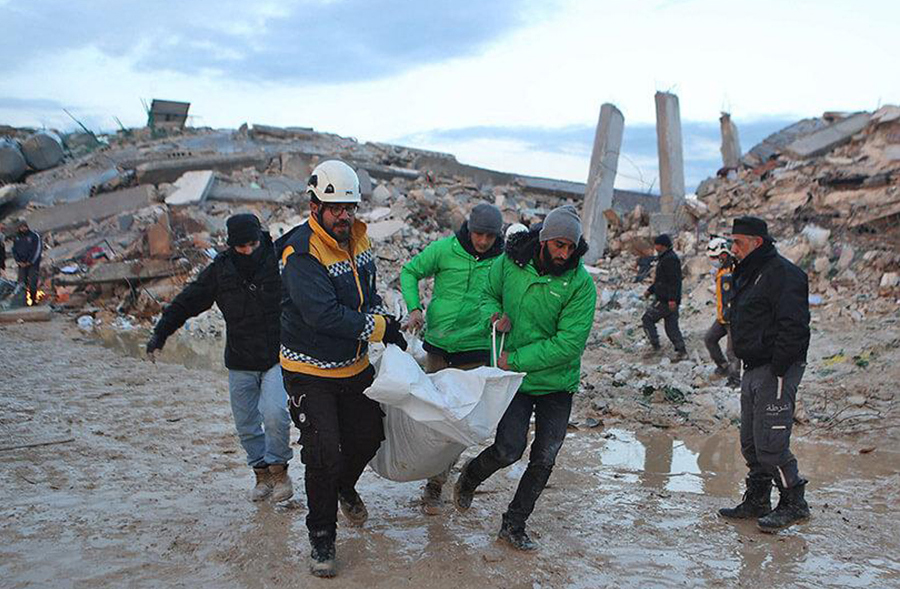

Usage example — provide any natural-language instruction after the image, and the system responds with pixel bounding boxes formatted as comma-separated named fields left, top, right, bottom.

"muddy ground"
left=2, top=318, right=900, bottom=588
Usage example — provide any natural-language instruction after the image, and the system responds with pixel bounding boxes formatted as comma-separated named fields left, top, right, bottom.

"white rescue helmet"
left=307, top=160, right=361, bottom=204
left=707, top=236, right=731, bottom=259
left=505, top=223, right=528, bottom=239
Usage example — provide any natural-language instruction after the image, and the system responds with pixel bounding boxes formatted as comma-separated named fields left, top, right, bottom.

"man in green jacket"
left=452, top=205, right=597, bottom=551
left=401, top=202, right=504, bottom=514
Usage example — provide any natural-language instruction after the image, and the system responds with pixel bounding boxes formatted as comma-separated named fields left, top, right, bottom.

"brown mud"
left=2, top=319, right=900, bottom=588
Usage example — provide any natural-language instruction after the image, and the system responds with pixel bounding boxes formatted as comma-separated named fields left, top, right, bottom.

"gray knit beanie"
left=468, top=203, right=503, bottom=236
left=539, top=205, right=582, bottom=244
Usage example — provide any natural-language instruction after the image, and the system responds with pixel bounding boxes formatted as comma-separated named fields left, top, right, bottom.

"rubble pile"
left=2, top=109, right=898, bottom=436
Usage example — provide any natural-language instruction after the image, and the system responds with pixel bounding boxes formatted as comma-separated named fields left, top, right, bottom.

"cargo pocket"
left=288, top=393, right=323, bottom=468
left=761, top=415, right=792, bottom=459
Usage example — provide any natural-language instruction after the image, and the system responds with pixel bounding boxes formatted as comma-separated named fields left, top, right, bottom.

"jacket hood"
left=504, top=224, right=588, bottom=273
left=456, top=221, right=504, bottom=261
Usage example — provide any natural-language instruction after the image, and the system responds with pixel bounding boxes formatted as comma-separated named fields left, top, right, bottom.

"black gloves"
left=146, top=333, right=166, bottom=355
left=382, top=316, right=408, bottom=351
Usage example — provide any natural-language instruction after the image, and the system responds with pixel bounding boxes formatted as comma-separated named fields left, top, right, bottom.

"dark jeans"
left=641, top=300, right=686, bottom=352
left=739, top=362, right=806, bottom=488
left=17, top=262, right=40, bottom=302
left=704, top=320, right=740, bottom=379
left=283, top=365, right=384, bottom=535
left=466, top=391, right=573, bottom=528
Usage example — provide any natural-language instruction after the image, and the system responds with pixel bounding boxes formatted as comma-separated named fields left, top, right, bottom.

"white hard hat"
left=707, top=236, right=731, bottom=259
left=307, top=160, right=361, bottom=203
left=505, top=223, right=528, bottom=239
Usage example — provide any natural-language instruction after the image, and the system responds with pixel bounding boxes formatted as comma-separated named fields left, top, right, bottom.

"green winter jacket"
left=400, top=227, right=503, bottom=354
left=484, top=230, right=597, bottom=395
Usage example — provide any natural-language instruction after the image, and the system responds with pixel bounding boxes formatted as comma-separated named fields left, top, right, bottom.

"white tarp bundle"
left=365, top=344, right=523, bottom=481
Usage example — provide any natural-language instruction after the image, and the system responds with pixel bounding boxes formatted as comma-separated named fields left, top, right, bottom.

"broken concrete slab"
left=719, top=113, right=742, bottom=169
left=21, top=131, right=64, bottom=171
left=0, top=138, right=27, bottom=182
left=18, top=165, right=120, bottom=206
left=0, top=306, right=52, bottom=323
left=44, top=237, right=107, bottom=267
left=367, top=219, right=405, bottom=240
left=655, top=92, right=686, bottom=215
left=55, top=259, right=191, bottom=286
left=583, top=103, right=624, bottom=264
left=249, top=124, right=316, bottom=141
left=25, top=185, right=156, bottom=233
left=147, top=214, right=173, bottom=258
left=784, top=113, right=871, bottom=159
left=208, top=182, right=291, bottom=204
left=134, top=153, right=269, bottom=185
left=165, top=171, right=214, bottom=206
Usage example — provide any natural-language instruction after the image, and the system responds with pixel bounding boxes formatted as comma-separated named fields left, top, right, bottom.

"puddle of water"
left=94, top=326, right=225, bottom=372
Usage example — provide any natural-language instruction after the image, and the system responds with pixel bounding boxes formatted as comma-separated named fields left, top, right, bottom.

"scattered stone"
left=165, top=170, right=215, bottom=206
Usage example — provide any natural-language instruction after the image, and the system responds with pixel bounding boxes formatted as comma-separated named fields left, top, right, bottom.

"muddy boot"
left=714, top=365, right=729, bottom=377
left=672, top=349, right=688, bottom=363
left=453, top=459, right=479, bottom=512
left=249, top=465, right=272, bottom=502
left=268, top=464, right=294, bottom=502
left=718, top=477, right=772, bottom=519
left=726, top=375, right=741, bottom=389
left=758, top=481, right=810, bottom=533
left=308, top=530, right=336, bottom=578
left=421, top=479, right=443, bottom=516
left=498, top=517, right=537, bottom=552
left=339, top=489, right=368, bottom=526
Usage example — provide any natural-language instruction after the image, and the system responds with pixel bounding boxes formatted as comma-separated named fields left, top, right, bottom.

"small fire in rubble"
left=26, top=290, right=46, bottom=306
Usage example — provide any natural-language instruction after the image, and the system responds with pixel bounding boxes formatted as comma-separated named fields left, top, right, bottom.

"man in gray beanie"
left=400, top=202, right=505, bottom=514
left=453, top=205, right=597, bottom=551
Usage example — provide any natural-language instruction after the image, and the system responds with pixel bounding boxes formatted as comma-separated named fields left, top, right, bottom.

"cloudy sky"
left=1, top=0, right=897, bottom=191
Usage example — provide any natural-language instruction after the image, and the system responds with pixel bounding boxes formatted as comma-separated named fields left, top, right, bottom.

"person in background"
left=704, top=237, right=740, bottom=388
left=641, top=233, right=687, bottom=361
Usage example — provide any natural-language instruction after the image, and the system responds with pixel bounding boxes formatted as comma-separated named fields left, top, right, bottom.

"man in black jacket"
left=641, top=233, right=687, bottom=360
left=146, top=214, right=294, bottom=503
left=718, top=216, right=811, bottom=533
left=12, top=219, right=42, bottom=303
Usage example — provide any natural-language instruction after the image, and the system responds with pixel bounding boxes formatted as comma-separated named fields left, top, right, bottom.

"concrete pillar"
left=719, top=112, right=742, bottom=169
left=652, top=92, right=686, bottom=233
left=582, top=103, right=624, bottom=264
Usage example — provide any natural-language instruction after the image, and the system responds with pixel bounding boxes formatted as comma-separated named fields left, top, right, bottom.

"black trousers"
left=466, top=391, right=573, bottom=528
left=17, top=262, right=40, bottom=302
left=283, top=365, right=384, bottom=535
left=739, top=362, right=806, bottom=488
left=641, top=300, right=686, bottom=352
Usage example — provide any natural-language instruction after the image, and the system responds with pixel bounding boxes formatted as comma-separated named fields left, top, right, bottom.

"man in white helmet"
left=277, top=159, right=407, bottom=578
left=704, top=236, right=740, bottom=387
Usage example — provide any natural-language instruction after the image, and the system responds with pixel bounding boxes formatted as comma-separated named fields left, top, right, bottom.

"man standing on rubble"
left=704, top=237, right=740, bottom=387
left=278, top=160, right=407, bottom=578
left=401, top=202, right=504, bottom=515
left=453, top=205, right=597, bottom=551
left=146, top=214, right=294, bottom=504
left=641, top=233, right=687, bottom=361
left=12, top=219, right=42, bottom=304
left=718, top=216, right=811, bottom=532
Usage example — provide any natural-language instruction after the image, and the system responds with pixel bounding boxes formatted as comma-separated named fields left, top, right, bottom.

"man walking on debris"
left=718, top=216, right=811, bottom=532
left=453, top=205, right=597, bottom=551
left=278, top=160, right=407, bottom=578
left=146, top=214, right=294, bottom=503
left=401, top=202, right=505, bottom=515
left=704, top=237, right=740, bottom=387
left=641, top=233, right=687, bottom=361
left=12, top=219, right=42, bottom=304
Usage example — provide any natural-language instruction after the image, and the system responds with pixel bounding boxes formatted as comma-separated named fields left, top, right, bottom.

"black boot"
left=308, top=530, right=336, bottom=578
left=758, top=480, right=810, bottom=533
left=719, top=477, right=773, bottom=519
left=339, top=488, right=368, bottom=526
left=498, top=516, right=537, bottom=551
left=453, top=459, right=479, bottom=512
